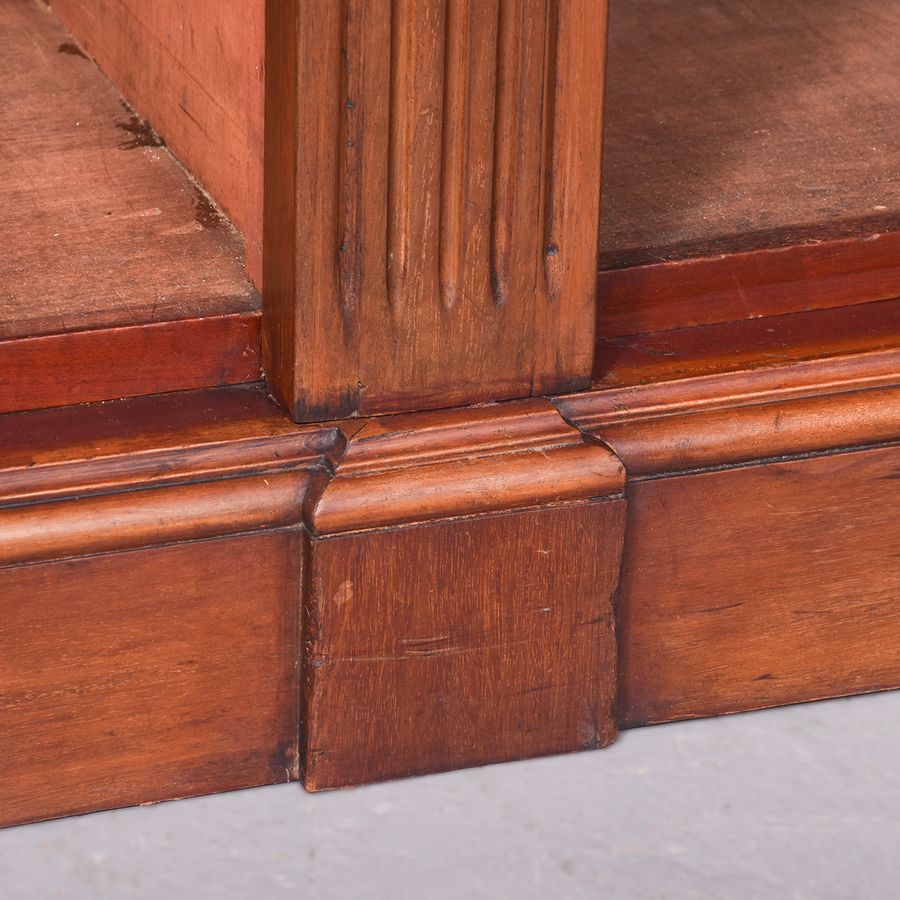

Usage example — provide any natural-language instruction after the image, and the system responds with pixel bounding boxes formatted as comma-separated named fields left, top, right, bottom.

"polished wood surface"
left=51, top=0, right=266, bottom=287
left=0, top=313, right=261, bottom=415
left=264, top=0, right=608, bottom=421
left=0, top=344, right=898, bottom=818
left=599, top=0, right=900, bottom=337
left=4, top=0, right=900, bottom=825
left=564, top=305, right=900, bottom=475
left=0, top=532, right=300, bottom=829
left=617, top=446, right=900, bottom=727
left=593, top=298, right=900, bottom=389
left=305, top=501, right=623, bottom=789
left=0, top=386, right=322, bottom=827
left=313, top=400, right=624, bottom=532
left=0, top=384, right=333, bottom=502
left=303, top=397, right=625, bottom=786
left=0, top=473, right=308, bottom=566
left=47, top=0, right=900, bottom=351
left=564, top=335, right=900, bottom=735
left=599, top=231, right=900, bottom=339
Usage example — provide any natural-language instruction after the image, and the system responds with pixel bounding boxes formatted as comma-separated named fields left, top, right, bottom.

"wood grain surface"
left=0, top=385, right=325, bottom=827
left=1, top=0, right=262, bottom=414
left=0, top=313, right=261, bottom=415
left=0, top=473, right=309, bottom=567
left=264, top=0, right=608, bottom=420
left=597, top=0, right=900, bottom=336
left=50, top=0, right=265, bottom=286
left=593, top=299, right=900, bottom=389
left=599, top=230, right=900, bottom=339
left=564, top=299, right=900, bottom=435
left=312, top=399, right=624, bottom=532
left=2, top=0, right=257, bottom=338
left=46, top=0, right=900, bottom=353
left=616, top=446, right=900, bottom=727
left=0, top=531, right=301, bottom=828
left=302, top=396, right=625, bottom=786
left=0, top=384, right=334, bottom=503
left=600, top=0, right=900, bottom=262
left=563, top=328, right=900, bottom=736
left=304, top=500, right=624, bottom=789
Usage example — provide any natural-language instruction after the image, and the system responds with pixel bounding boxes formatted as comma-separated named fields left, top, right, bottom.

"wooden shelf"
left=0, top=0, right=260, bottom=412
left=599, top=0, right=900, bottom=338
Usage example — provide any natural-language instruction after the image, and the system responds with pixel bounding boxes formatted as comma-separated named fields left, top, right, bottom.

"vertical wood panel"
left=265, top=0, right=358, bottom=419
left=439, top=0, right=499, bottom=312
left=534, top=0, right=608, bottom=393
left=304, top=501, right=623, bottom=788
left=265, top=0, right=608, bottom=422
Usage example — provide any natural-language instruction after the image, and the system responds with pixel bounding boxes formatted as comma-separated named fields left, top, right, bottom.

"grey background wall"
left=1, top=692, right=898, bottom=899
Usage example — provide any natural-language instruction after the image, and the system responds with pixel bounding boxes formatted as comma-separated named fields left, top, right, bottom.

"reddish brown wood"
left=568, top=300, right=900, bottom=432
left=0, top=348, right=898, bottom=818
left=1, top=1, right=262, bottom=414
left=0, top=313, right=262, bottom=415
left=593, top=298, right=900, bottom=389
left=0, top=385, right=330, bottom=827
left=599, top=232, right=900, bottom=339
left=0, top=473, right=308, bottom=566
left=599, top=0, right=900, bottom=337
left=51, top=0, right=265, bottom=287
left=599, top=384, right=899, bottom=476
left=616, top=446, right=900, bottom=728
left=313, top=399, right=624, bottom=529
left=47, top=0, right=900, bottom=351
left=0, top=383, right=334, bottom=501
left=1, top=0, right=257, bottom=337
left=562, top=330, right=900, bottom=735
left=264, top=0, right=607, bottom=421
left=302, top=399, right=625, bottom=787
left=567, top=312, right=900, bottom=475
left=0, top=384, right=317, bottom=467
left=0, top=531, right=300, bottom=828
left=304, top=502, right=622, bottom=789
left=0, top=386, right=627, bottom=811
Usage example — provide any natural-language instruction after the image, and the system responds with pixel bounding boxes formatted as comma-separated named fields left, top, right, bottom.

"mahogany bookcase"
left=1, top=0, right=897, bottom=827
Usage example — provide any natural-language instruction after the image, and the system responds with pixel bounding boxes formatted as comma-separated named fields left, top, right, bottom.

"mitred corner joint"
left=299, top=399, right=627, bottom=789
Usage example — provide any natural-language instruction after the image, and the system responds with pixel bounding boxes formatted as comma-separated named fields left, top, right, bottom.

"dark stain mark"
left=697, top=601, right=744, bottom=614
left=58, top=41, right=87, bottom=59
left=490, top=264, right=506, bottom=307
left=755, top=673, right=775, bottom=681
left=116, top=113, right=165, bottom=150
left=194, top=187, right=224, bottom=229
left=268, top=744, right=298, bottom=778
left=580, top=614, right=611, bottom=627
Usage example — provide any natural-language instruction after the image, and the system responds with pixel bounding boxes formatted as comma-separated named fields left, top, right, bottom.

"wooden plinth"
left=1, top=304, right=897, bottom=824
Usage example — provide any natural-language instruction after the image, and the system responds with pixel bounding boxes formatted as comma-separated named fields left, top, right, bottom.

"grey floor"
left=2, top=691, right=899, bottom=899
